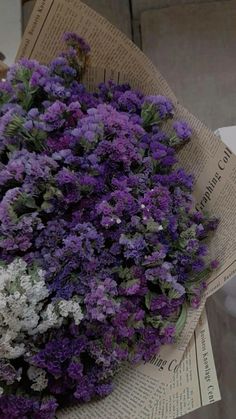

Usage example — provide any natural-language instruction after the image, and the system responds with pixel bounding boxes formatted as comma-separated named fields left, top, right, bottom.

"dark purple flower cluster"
left=0, top=33, right=218, bottom=417
left=0, top=396, right=57, bottom=419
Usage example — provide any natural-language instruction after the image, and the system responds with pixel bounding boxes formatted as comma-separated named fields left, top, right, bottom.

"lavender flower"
left=63, top=32, right=91, bottom=54
left=141, top=95, right=174, bottom=128
left=173, top=120, right=192, bottom=140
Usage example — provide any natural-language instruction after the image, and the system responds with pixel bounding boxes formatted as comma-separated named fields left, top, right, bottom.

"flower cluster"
left=0, top=34, right=218, bottom=418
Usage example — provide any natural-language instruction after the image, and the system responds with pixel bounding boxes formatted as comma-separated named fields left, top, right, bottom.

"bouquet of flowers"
left=0, top=32, right=218, bottom=418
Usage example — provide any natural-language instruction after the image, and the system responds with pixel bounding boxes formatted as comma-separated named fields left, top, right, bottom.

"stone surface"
left=140, top=1, right=236, bottom=129
left=0, top=0, right=21, bottom=65
left=131, top=0, right=231, bottom=19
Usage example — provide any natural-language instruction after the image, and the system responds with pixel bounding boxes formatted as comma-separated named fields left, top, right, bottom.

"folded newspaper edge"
left=56, top=308, right=220, bottom=419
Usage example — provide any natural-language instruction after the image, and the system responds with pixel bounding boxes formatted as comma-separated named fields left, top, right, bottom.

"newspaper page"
left=143, top=309, right=220, bottom=419
left=56, top=309, right=220, bottom=419
left=137, top=298, right=206, bottom=383
left=175, top=104, right=236, bottom=298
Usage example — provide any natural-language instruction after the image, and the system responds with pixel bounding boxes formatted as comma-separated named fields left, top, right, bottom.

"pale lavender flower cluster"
left=0, top=34, right=218, bottom=418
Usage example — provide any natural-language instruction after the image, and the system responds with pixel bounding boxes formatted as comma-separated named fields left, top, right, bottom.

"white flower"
left=27, top=366, right=48, bottom=391
left=36, top=302, right=62, bottom=334
left=58, top=298, right=84, bottom=325
left=0, top=259, right=50, bottom=359
left=0, top=258, right=84, bottom=360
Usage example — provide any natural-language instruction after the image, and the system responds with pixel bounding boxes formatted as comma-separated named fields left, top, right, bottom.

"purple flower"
left=67, top=362, right=83, bottom=379
left=96, top=382, right=114, bottom=397
left=160, top=325, right=175, bottom=343
left=117, top=90, right=142, bottom=113
left=0, top=80, right=13, bottom=95
left=142, top=95, right=174, bottom=127
left=150, top=295, right=168, bottom=311
left=0, top=395, right=57, bottom=419
left=41, top=100, right=67, bottom=131
left=63, top=32, right=91, bottom=54
left=211, top=259, right=219, bottom=269
left=145, top=95, right=174, bottom=119
left=192, top=258, right=205, bottom=272
left=84, top=276, right=120, bottom=322
left=173, top=121, right=192, bottom=140
left=119, top=233, right=147, bottom=261
left=74, top=377, right=95, bottom=402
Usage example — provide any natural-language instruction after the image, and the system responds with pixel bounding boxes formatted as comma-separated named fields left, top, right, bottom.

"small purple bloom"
left=144, top=95, right=174, bottom=119
left=173, top=120, right=192, bottom=140
left=63, top=32, right=91, bottom=54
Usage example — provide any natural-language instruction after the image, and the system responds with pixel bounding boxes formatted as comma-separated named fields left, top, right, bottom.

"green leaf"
left=43, top=186, right=62, bottom=200
left=6, top=143, right=20, bottom=152
left=141, top=103, right=161, bottom=129
left=145, top=291, right=154, bottom=310
left=168, top=288, right=182, bottom=300
left=146, top=314, right=164, bottom=329
left=175, top=303, right=187, bottom=338
left=146, top=219, right=162, bottom=233
left=178, top=238, right=187, bottom=249
left=185, top=266, right=211, bottom=287
left=24, top=196, right=38, bottom=209
left=115, top=266, right=132, bottom=281
left=5, top=115, right=24, bottom=137
left=180, top=225, right=196, bottom=240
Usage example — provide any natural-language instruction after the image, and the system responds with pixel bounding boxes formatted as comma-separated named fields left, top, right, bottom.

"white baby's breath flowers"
left=27, top=366, right=48, bottom=391
left=0, top=259, right=49, bottom=359
left=0, top=259, right=84, bottom=360
left=37, top=297, right=84, bottom=333
left=58, top=298, right=84, bottom=325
